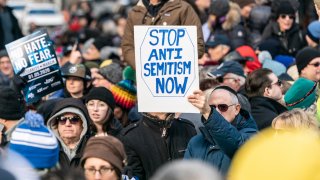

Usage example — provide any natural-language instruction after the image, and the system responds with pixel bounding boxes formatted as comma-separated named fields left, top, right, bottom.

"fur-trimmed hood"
left=222, top=2, right=242, bottom=30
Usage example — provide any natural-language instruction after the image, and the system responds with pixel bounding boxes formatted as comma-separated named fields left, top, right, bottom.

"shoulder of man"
left=121, top=121, right=141, bottom=136
left=173, top=118, right=195, bottom=128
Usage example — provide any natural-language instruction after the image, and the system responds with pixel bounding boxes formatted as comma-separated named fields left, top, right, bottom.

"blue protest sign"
left=6, top=29, right=63, bottom=103
left=134, top=26, right=199, bottom=113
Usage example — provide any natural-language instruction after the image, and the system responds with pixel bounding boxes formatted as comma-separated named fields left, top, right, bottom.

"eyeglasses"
left=270, top=79, right=282, bottom=87
left=210, top=104, right=236, bottom=112
left=308, top=62, right=320, bottom=67
left=280, top=14, right=295, bottom=20
left=84, top=166, right=114, bottom=176
left=57, top=115, right=81, bottom=125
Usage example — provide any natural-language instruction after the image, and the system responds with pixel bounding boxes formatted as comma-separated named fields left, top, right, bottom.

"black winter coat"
left=120, top=115, right=196, bottom=180
left=249, top=96, right=287, bottom=130
left=0, top=6, right=23, bottom=49
left=262, top=20, right=306, bottom=56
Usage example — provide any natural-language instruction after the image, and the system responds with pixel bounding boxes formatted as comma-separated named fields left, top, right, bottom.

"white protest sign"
left=134, top=26, right=199, bottom=113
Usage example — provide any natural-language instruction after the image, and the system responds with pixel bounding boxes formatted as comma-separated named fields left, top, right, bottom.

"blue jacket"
left=184, top=108, right=258, bottom=175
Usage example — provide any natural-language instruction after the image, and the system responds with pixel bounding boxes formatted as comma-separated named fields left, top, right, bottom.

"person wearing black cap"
left=204, top=34, right=231, bottom=65
left=295, top=47, right=320, bottom=82
left=207, top=61, right=251, bottom=112
left=0, top=87, right=25, bottom=147
left=208, top=61, right=245, bottom=90
left=85, top=87, right=122, bottom=137
left=261, top=1, right=305, bottom=56
left=83, top=36, right=113, bottom=64
left=185, top=86, right=257, bottom=175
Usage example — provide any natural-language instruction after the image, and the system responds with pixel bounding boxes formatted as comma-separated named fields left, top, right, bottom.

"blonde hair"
left=315, top=0, right=320, bottom=9
left=272, top=109, right=319, bottom=130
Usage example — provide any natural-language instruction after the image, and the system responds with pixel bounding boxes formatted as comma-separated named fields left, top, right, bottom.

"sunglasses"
left=308, top=62, right=320, bottom=67
left=57, top=115, right=81, bottom=125
left=271, top=79, right=282, bottom=87
left=280, top=14, right=295, bottom=19
left=210, top=104, right=236, bottom=112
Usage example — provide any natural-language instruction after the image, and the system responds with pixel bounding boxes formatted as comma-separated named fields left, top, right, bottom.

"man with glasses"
left=47, top=98, right=91, bottom=169
left=295, top=47, right=320, bottom=82
left=208, top=61, right=246, bottom=92
left=207, top=61, right=251, bottom=112
left=245, top=68, right=287, bottom=130
left=184, top=85, right=257, bottom=175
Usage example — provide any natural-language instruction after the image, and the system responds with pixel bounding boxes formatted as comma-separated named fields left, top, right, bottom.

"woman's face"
left=84, top=157, right=118, bottom=180
left=87, top=100, right=110, bottom=125
left=277, top=14, right=294, bottom=32
left=66, top=76, right=85, bottom=98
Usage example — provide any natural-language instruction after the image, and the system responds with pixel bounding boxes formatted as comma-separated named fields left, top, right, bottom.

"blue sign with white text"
left=6, top=29, right=63, bottom=103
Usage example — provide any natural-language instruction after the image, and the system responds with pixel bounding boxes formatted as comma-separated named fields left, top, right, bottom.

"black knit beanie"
left=85, top=87, right=115, bottom=110
left=295, top=47, right=320, bottom=74
left=209, top=0, right=230, bottom=17
left=0, top=87, right=25, bottom=120
left=93, top=37, right=112, bottom=51
left=276, top=1, right=295, bottom=18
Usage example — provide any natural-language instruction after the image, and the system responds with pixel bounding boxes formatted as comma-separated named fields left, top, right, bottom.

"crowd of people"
left=1, top=0, right=320, bottom=179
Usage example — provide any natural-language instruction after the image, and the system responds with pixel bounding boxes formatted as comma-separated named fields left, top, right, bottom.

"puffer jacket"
left=122, top=0, right=204, bottom=69
left=184, top=108, right=258, bottom=175
left=46, top=98, right=91, bottom=169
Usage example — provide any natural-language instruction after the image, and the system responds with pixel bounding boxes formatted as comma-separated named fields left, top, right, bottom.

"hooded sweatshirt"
left=46, top=98, right=90, bottom=169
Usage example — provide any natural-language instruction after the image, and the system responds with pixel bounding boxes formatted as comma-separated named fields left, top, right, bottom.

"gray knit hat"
left=99, top=63, right=123, bottom=84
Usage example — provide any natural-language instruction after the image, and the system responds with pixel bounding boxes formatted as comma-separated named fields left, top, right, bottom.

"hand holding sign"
left=187, top=90, right=211, bottom=119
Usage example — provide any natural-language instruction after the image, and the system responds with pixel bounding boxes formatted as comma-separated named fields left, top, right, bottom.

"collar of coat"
left=142, top=113, right=173, bottom=130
